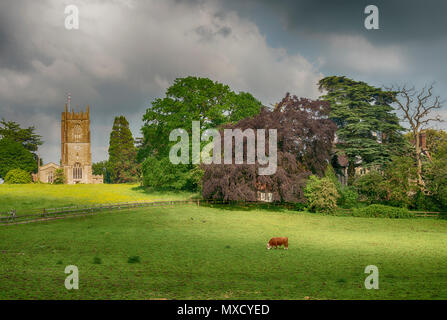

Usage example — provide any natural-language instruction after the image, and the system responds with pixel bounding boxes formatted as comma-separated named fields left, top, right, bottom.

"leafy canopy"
left=0, top=138, right=37, bottom=178
left=202, top=94, right=337, bottom=202
left=140, top=77, right=262, bottom=191
left=139, top=76, right=262, bottom=160
left=0, top=119, right=43, bottom=153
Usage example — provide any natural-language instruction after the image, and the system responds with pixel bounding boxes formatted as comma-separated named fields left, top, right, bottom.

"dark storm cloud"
left=0, top=0, right=325, bottom=163
left=0, top=0, right=446, bottom=165
left=0, top=2, right=34, bottom=71
left=222, top=0, right=447, bottom=44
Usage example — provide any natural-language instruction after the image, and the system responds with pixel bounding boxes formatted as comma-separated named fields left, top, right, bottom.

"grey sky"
left=0, top=0, right=446, bottom=164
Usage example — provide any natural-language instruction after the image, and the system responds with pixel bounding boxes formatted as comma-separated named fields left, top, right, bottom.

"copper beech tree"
left=202, top=94, right=337, bottom=202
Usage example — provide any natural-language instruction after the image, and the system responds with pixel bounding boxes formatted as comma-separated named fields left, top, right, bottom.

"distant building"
left=37, top=99, right=103, bottom=184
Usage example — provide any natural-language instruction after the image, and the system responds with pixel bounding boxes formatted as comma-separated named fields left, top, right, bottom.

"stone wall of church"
left=64, top=164, right=93, bottom=184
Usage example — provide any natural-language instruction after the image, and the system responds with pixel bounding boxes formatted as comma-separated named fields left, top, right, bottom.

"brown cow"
left=267, top=237, right=288, bottom=250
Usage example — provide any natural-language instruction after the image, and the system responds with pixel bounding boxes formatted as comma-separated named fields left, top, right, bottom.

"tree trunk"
left=414, top=130, right=424, bottom=190
left=348, top=160, right=356, bottom=185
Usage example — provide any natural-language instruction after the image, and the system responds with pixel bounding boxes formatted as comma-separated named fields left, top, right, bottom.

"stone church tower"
left=36, top=97, right=103, bottom=184
left=61, top=104, right=95, bottom=184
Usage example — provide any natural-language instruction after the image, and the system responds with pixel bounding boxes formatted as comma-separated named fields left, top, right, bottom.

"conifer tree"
left=108, top=116, right=139, bottom=183
left=318, top=76, right=405, bottom=183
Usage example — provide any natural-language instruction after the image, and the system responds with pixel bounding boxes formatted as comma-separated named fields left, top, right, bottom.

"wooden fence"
left=0, top=200, right=203, bottom=225
left=336, top=208, right=442, bottom=217
left=0, top=200, right=443, bottom=226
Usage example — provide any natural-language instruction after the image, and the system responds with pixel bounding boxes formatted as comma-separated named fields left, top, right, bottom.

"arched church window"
left=74, top=124, right=82, bottom=142
left=73, top=163, right=82, bottom=180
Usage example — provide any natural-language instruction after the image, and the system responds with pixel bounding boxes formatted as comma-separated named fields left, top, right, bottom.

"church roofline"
left=40, top=162, right=61, bottom=168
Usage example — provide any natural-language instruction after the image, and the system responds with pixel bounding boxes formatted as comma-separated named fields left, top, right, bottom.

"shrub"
left=4, top=168, right=32, bottom=184
left=304, top=175, right=339, bottom=214
left=354, top=171, right=386, bottom=203
left=412, top=190, right=441, bottom=211
left=354, top=157, right=418, bottom=207
left=338, top=186, right=359, bottom=208
left=294, top=202, right=307, bottom=211
left=353, top=204, right=414, bottom=219
left=142, top=156, right=195, bottom=190
left=53, top=168, right=66, bottom=184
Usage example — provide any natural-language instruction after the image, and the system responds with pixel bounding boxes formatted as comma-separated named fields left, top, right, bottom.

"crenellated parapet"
left=62, top=104, right=90, bottom=120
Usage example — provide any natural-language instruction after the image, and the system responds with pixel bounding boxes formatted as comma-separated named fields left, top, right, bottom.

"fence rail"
left=0, top=200, right=443, bottom=226
left=0, top=199, right=207, bottom=225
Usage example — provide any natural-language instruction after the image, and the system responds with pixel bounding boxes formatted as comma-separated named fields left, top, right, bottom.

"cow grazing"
left=267, top=237, right=288, bottom=250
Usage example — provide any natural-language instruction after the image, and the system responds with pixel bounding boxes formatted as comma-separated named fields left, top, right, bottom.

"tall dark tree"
left=318, top=76, right=405, bottom=182
left=108, top=116, right=139, bottom=183
left=202, top=94, right=337, bottom=202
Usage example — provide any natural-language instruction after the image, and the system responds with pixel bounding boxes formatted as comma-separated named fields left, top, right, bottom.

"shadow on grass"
left=130, top=185, right=201, bottom=199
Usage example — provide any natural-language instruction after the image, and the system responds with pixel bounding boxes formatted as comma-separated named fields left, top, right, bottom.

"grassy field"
left=1, top=203, right=446, bottom=299
left=0, top=184, right=197, bottom=212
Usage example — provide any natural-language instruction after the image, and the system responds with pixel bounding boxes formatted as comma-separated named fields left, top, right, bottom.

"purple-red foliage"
left=202, top=93, right=337, bottom=202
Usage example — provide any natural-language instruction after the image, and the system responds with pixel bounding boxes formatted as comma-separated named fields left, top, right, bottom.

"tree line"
left=1, top=75, right=446, bottom=212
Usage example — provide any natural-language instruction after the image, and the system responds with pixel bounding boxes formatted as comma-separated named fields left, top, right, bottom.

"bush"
left=142, top=156, right=200, bottom=191
left=53, top=168, right=66, bottom=184
left=354, top=171, right=386, bottom=203
left=354, top=157, right=418, bottom=207
left=4, top=168, right=32, bottom=184
left=353, top=204, right=414, bottom=219
left=412, top=190, right=441, bottom=211
left=294, top=202, right=307, bottom=211
left=338, top=186, right=359, bottom=208
left=304, top=175, right=339, bottom=214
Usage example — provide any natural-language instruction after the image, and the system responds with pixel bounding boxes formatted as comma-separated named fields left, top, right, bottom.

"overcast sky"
left=1, top=0, right=446, bottom=164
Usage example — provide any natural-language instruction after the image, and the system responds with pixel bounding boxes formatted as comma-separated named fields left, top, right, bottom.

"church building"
left=36, top=99, right=103, bottom=184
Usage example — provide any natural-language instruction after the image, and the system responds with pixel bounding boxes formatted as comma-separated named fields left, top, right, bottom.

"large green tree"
left=139, top=77, right=262, bottom=160
left=318, top=76, right=405, bottom=182
left=0, top=119, right=42, bottom=153
left=108, top=116, right=139, bottom=183
left=0, top=138, right=37, bottom=178
left=139, top=76, right=263, bottom=191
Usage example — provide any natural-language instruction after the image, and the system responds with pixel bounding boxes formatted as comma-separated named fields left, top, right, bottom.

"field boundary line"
left=0, top=199, right=443, bottom=226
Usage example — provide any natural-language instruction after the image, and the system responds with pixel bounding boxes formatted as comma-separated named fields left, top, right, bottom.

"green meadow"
left=1, top=202, right=446, bottom=299
left=0, top=184, right=196, bottom=213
